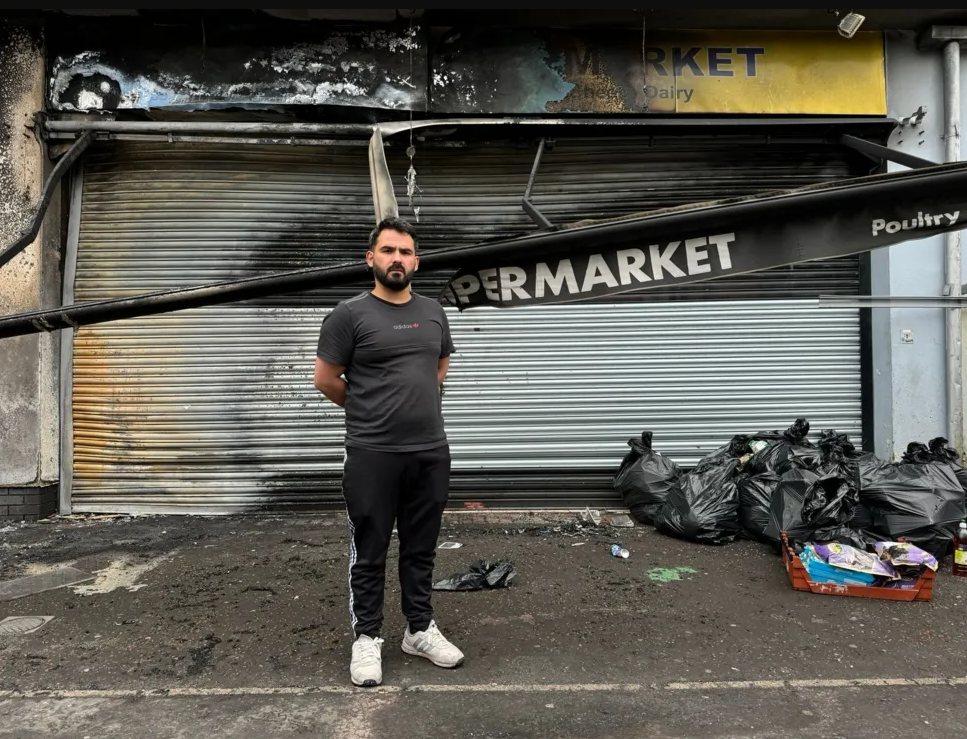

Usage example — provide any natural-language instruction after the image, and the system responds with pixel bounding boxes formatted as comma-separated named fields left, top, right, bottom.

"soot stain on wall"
left=0, top=19, right=43, bottom=248
left=431, top=26, right=645, bottom=114
left=47, top=17, right=428, bottom=112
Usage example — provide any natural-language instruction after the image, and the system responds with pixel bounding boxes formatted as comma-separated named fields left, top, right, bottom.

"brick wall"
left=0, top=484, right=57, bottom=521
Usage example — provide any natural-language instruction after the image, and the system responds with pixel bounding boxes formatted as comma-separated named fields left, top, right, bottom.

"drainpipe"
left=943, top=40, right=963, bottom=452
left=922, top=26, right=967, bottom=452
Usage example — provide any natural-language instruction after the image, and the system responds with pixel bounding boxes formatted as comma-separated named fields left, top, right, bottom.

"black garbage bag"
left=746, top=443, right=822, bottom=476
left=744, top=418, right=820, bottom=475
left=764, top=468, right=820, bottom=546
left=765, top=417, right=811, bottom=445
left=432, top=559, right=516, bottom=591
left=817, top=429, right=888, bottom=495
left=805, top=431, right=869, bottom=546
left=850, top=502, right=875, bottom=531
left=820, top=430, right=857, bottom=455
left=701, top=434, right=753, bottom=467
left=655, top=458, right=741, bottom=545
left=861, top=462, right=966, bottom=559
left=927, top=436, right=967, bottom=493
left=775, top=445, right=823, bottom=474
left=812, top=526, right=877, bottom=550
left=901, top=441, right=932, bottom=464
left=764, top=466, right=869, bottom=550
left=802, top=475, right=858, bottom=530
left=612, top=431, right=683, bottom=525
left=927, top=436, right=963, bottom=463
left=802, top=430, right=860, bottom=527
left=849, top=450, right=889, bottom=493
left=737, top=471, right=780, bottom=542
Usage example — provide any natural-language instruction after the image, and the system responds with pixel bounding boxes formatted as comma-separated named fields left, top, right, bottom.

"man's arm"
left=437, top=356, right=450, bottom=387
left=438, top=306, right=455, bottom=388
left=315, top=303, right=353, bottom=407
left=314, top=358, right=347, bottom=407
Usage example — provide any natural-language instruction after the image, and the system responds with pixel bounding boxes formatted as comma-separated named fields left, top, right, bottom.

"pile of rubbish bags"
left=612, top=419, right=967, bottom=559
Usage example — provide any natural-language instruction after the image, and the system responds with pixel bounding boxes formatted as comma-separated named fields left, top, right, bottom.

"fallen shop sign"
left=443, top=233, right=738, bottom=307
left=871, top=211, right=959, bottom=236
left=440, top=163, right=967, bottom=310
left=5, top=159, right=967, bottom=338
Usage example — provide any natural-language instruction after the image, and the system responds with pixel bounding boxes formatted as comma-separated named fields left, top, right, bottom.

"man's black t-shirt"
left=316, top=291, right=455, bottom=452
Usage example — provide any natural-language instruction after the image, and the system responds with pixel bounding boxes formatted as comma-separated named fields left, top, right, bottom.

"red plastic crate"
left=780, top=531, right=935, bottom=602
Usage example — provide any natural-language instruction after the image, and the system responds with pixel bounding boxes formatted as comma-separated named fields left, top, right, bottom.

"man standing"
left=314, top=217, right=465, bottom=687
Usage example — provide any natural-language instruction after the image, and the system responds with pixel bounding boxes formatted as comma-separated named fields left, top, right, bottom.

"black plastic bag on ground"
left=744, top=418, right=819, bottom=476
left=764, top=468, right=820, bottom=546
left=861, top=462, right=966, bottom=559
left=801, top=431, right=860, bottom=529
left=850, top=502, right=875, bottom=531
left=818, top=429, right=888, bottom=495
left=819, top=430, right=857, bottom=455
left=655, top=458, right=741, bottom=545
left=927, top=437, right=967, bottom=494
left=612, top=431, right=683, bottom=525
left=901, top=441, right=932, bottom=464
left=774, top=445, right=823, bottom=474
left=746, top=444, right=822, bottom=477
left=763, top=467, right=870, bottom=550
left=737, top=471, right=780, bottom=542
left=849, top=451, right=889, bottom=493
left=432, top=559, right=516, bottom=591
left=762, top=418, right=811, bottom=446
left=802, top=475, right=858, bottom=530
left=811, top=526, right=877, bottom=550
left=701, top=434, right=753, bottom=468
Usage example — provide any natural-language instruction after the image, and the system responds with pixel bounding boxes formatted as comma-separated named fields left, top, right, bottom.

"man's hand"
left=437, top=356, right=450, bottom=387
left=314, top=358, right=348, bottom=407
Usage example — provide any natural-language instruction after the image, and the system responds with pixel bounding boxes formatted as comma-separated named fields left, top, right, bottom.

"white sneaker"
left=402, top=621, right=465, bottom=668
left=350, top=635, right=384, bottom=687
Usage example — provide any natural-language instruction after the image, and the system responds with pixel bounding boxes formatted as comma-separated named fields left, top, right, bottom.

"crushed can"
left=610, top=544, right=630, bottom=559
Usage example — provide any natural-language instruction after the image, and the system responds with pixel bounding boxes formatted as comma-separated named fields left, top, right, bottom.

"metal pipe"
left=522, top=138, right=553, bottom=229
left=44, top=131, right=888, bottom=149
left=45, top=117, right=687, bottom=139
left=47, top=133, right=370, bottom=147
left=944, top=40, right=963, bottom=453
left=524, top=138, right=546, bottom=199
left=45, top=120, right=376, bottom=136
left=44, top=116, right=901, bottom=139
left=819, top=295, right=967, bottom=308
left=839, top=133, right=938, bottom=169
left=0, top=131, right=94, bottom=271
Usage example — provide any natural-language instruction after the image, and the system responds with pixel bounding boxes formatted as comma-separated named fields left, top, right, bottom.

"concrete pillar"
left=0, top=19, right=60, bottom=520
left=878, top=31, right=963, bottom=460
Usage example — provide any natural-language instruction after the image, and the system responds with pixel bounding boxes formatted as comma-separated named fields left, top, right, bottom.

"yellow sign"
left=642, top=31, right=886, bottom=115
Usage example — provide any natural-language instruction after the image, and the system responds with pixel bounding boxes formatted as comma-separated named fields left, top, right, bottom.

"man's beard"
left=374, top=263, right=413, bottom=291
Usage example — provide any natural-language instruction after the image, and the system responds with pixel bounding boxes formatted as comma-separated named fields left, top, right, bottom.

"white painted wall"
left=874, top=31, right=967, bottom=458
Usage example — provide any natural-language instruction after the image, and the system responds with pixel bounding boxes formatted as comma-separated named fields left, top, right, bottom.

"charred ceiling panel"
left=47, top=18, right=428, bottom=112
left=431, top=27, right=645, bottom=114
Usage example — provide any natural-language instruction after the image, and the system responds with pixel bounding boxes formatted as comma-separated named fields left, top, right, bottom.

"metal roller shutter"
left=444, top=301, right=861, bottom=506
left=69, top=138, right=865, bottom=513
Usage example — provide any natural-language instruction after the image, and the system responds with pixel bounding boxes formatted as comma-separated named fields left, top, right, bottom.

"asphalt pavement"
left=1, top=513, right=965, bottom=738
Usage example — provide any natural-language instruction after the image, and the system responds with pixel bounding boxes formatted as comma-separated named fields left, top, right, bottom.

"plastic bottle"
left=953, top=520, right=967, bottom=577
left=610, top=544, right=630, bottom=559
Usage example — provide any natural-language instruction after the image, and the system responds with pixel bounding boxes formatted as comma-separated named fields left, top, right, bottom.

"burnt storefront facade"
left=2, top=10, right=966, bottom=517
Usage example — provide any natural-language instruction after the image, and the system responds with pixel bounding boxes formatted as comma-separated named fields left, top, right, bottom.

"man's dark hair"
left=368, top=217, right=419, bottom=252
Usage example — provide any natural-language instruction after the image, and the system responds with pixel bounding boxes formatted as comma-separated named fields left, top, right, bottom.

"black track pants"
left=342, top=445, right=451, bottom=638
